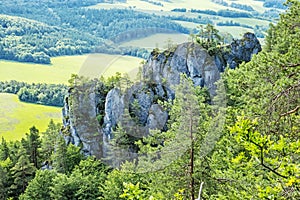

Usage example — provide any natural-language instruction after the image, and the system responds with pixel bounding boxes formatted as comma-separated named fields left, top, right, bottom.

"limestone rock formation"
left=62, top=33, right=261, bottom=157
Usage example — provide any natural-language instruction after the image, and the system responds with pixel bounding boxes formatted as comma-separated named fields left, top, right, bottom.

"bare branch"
left=280, top=105, right=300, bottom=117
left=271, top=81, right=300, bottom=103
left=249, top=140, right=288, bottom=178
left=196, top=182, right=204, bottom=200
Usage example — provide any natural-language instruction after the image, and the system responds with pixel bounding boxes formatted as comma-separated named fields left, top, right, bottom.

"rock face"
left=224, top=32, right=262, bottom=69
left=143, top=42, right=220, bottom=95
left=62, top=83, right=103, bottom=158
left=62, top=33, right=261, bottom=157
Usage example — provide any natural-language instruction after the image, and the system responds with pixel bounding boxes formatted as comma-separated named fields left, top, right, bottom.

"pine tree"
left=10, top=147, right=36, bottom=198
left=25, top=126, right=41, bottom=168
left=51, top=135, right=68, bottom=174
left=0, top=137, right=9, bottom=161
left=19, top=170, right=57, bottom=200
left=41, top=120, right=60, bottom=162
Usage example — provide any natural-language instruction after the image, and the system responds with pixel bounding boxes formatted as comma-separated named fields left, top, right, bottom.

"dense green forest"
left=0, top=80, right=68, bottom=107
left=0, top=0, right=299, bottom=199
left=0, top=0, right=282, bottom=64
left=0, top=0, right=189, bottom=64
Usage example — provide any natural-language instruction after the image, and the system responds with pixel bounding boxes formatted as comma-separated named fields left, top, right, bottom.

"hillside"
left=0, top=15, right=103, bottom=64
left=0, top=0, right=298, bottom=199
left=0, top=0, right=284, bottom=64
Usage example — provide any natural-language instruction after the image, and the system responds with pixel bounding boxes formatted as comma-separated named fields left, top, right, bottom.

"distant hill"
left=0, top=0, right=284, bottom=63
left=0, top=15, right=103, bottom=64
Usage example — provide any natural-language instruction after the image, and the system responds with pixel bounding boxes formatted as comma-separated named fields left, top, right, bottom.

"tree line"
left=0, top=0, right=298, bottom=199
left=0, top=80, right=68, bottom=107
left=0, top=121, right=111, bottom=200
left=0, top=5, right=188, bottom=63
left=190, top=8, right=252, bottom=18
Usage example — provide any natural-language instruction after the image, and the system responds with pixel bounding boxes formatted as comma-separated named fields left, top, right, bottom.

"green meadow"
left=119, top=33, right=190, bottom=50
left=0, top=54, right=142, bottom=84
left=0, top=93, right=62, bottom=141
left=90, top=0, right=269, bottom=13
left=0, top=54, right=142, bottom=141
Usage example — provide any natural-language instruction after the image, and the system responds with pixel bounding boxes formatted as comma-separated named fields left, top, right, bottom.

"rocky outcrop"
left=103, top=88, right=124, bottom=136
left=62, top=33, right=261, bottom=157
left=220, top=32, right=262, bottom=70
left=62, top=83, right=103, bottom=158
left=143, top=42, right=220, bottom=95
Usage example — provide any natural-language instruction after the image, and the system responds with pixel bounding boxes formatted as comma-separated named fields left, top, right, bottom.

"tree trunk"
left=189, top=115, right=195, bottom=200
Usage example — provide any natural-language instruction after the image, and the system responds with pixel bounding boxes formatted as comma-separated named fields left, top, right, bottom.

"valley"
left=0, top=0, right=298, bottom=199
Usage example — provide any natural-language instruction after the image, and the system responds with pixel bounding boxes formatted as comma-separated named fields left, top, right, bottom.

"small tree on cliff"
left=194, top=24, right=224, bottom=55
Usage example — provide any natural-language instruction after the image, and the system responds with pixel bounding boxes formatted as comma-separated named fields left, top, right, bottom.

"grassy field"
left=90, top=0, right=269, bottom=13
left=0, top=54, right=142, bottom=141
left=89, top=0, right=272, bottom=42
left=119, top=33, right=190, bottom=50
left=0, top=93, right=62, bottom=141
left=0, top=54, right=142, bottom=84
left=78, top=54, right=142, bottom=79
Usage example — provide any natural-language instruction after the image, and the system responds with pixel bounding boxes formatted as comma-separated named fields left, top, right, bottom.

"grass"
left=119, top=33, right=190, bottom=50
left=78, top=54, right=142, bottom=79
left=0, top=54, right=142, bottom=141
left=0, top=93, right=62, bottom=141
left=0, top=54, right=142, bottom=84
left=216, top=26, right=254, bottom=38
left=88, top=0, right=272, bottom=41
left=90, top=0, right=270, bottom=13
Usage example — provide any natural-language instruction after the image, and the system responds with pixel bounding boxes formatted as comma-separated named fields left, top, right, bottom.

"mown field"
left=0, top=54, right=142, bottom=141
left=0, top=54, right=142, bottom=84
left=119, top=33, right=190, bottom=50
left=90, top=0, right=273, bottom=40
left=90, top=0, right=268, bottom=12
left=0, top=93, right=62, bottom=141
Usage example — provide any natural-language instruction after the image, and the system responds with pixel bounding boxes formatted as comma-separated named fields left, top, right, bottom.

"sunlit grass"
left=120, top=33, right=190, bottom=50
left=0, top=54, right=142, bottom=84
left=0, top=93, right=62, bottom=141
left=0, top=54, right=142, bottom=141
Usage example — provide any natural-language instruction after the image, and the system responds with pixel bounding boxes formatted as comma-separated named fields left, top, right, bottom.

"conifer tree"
left=10, top=147, right=36, bottom=198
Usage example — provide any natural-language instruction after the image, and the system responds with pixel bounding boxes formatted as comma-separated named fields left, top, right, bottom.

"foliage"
left=0, top=2, right=188, bottom=63
left=206, top=1, right=300, bottom=198
left=51, top=135, right=84, bottom=174
left=10, top=146, right=36, bottom=198
left=19, top=170, right=58, bottom=200
left=190, top=9, right=252, bottom=18
left=194, top=24, right=224, bottom=55
left=0, top=80, right=68, bottom=106
left=263, top=0, right=286, bottom=9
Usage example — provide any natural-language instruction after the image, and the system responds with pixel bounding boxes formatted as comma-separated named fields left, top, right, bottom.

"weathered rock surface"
left=62, top=33, right=261, bottom=157
left=147, top=104, right=168, bottom=130
left=62, top=84, right=103, bottom=158
left=103, top=88, right=124, bottom=136
left=224, top=32, right=262, bottom=69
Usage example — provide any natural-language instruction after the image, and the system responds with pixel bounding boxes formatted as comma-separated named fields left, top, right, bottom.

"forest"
left=0, top=80, right=68, bottom=107
left=0, top=1, right=188, bottom=64
left=0, top=0, right=299, bottom=199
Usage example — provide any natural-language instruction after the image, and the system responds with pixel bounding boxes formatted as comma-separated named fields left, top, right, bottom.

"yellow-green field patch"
left=78, top=54, right=142, bottom=79
left=120, top=33, right=190, bottom=50
left=0, top=93, right=62, bottom=141
left=90, top=0, right=266, bottom=12
left=0, top=54, right=142, bottom=84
